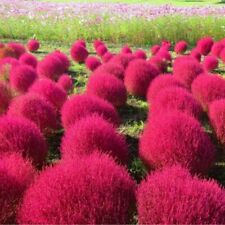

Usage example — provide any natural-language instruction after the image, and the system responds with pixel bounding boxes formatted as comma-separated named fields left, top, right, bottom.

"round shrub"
left=209, top=99, right=225, bottom=145
left=133, top=49, right=147, bottom=59
left=150, top=45, right=160, bottom=55
left=197, top=37, right=214, bottom=56
left=174, top=40, right=188, bottom=54
left=110, top=53, right=135, bottom=68
left=121, top=45, right=132, bottom=54
left=57, top=74, right=73, bottom=92
left=17, top=153, right=136, bottom=224
left=8, top=93, right=58, bottom=135
left=102, top=52, right=114, bottom=63
left=61, top=94, right=119, bottom=130
left=211, top=41, right=224, bottom=57
left=0, top=153, right=35, bottom=224
left=0, top=116, right=48, bottom=167
left=139, top=111, right=215, bottom=174
left=7, top=42, right=26, bottom=59
left=27, top=39, right=40, bottom=52
left=173, top=56, right=203, bottom=89
left=94, top=62, right=125, bottom=80
left=124, top=59, right=159, bottom=97
left=10, top=65, right=37, bottom=93
left=29, top=79, right=67, bottom=110
left=203, top=55, right=218, bottom=72
left=61, top=115, right=128, bottom=163
left=150, top=87, right=203, bottom=120
left=147, top=75, right=184, bottom=102
left=0, top=82, right=12, bottom=114
left=19, top=53, right=38, bottom=68
left=93, top=39, right=104, bottom=50
left=50, top=50, right=70, bottom=72
left=137, top=165, right=225, bottom=224
left=219, top=48, right=225, bottom=63
left=191, top=73, right=225, bottom=111
left=74, top=39, right=86, bottom=48
left=156, top=49, right=171, bottom=61
left=148, top=56, right=167, bottom=73
left=85, top=56, right=101, bottom=71
left=70, top=43, right=88, bottom=63
left=86, top=72, right=127, bottom=107
left=190, top=48, right=201, bottom=62
left=0, top=46, right=16, bottom=59
left=37, top=54, right=65, bottom=81
left=96, top=45, right=108, bottom=57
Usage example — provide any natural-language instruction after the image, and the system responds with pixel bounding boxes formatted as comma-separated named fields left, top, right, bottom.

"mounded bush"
left=57, top=74, right=73, bottom=92
left=27, top=39, right=40, bottom=52
left=191, top=73, right=225, bottom=111
left=0, top=153, right=35, bottom=224
left=197, top=37, right=214, bottom=56
left=85, top=56, right=101, bottom=71
left=8, top=93, right=58, bottom=135
left=86, top=72, right=127, bottom=107
left=203, top=55, right=218, bottom=72
left=133, top=49, right=147, bottom=59
left=29, top=79, right=67, bottom=110
left=61, top=94, right=120, bottom=130
left=61, top=115, right=128, bottom=163
left=124, top=59, right=159, bottom=97
left=17, top=153, right=136, bottom=224
left=19, top=53, right=38, bottom=68
left=174, top=40, right=188, bottom=54
left=0, top=116, right=48, bottom=167
left=70, top=43, right=88, bottom=63
left=137, top=165, right=225, bottom=224
left=139, top=111, right=215, bottom=174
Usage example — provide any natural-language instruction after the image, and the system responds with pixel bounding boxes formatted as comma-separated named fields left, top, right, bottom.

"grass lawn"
left=1, top=38, right=224, bottom=186
left=40, top=0, right=225, bottom=6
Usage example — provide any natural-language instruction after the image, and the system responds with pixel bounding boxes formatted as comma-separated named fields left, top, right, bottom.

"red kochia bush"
left=190, top=48, right=201, bottom=62
left=61, top=115, right=128, bottom=163
left=70, top=43, right=88, bottom=63
left=61, top=94, right=119, bottom=130
left=0, top=153, right=35, bottom=224
left=156, top=49, right=172, bottom=61
left=0, top=116, right=47, bottom=167
left=124, top=59, right=159, bottom=97
left=0, top=82, right=12, bottom=115
left=74, top=39, right=86, bottom=48
left=150, top=87, right=203, bottom=120
left=209, top=99, right=225, bottom=146
left=0, top=46, right=16, bottom=59
left=150, top=45, right=160, bottom=55
left=50, top=50, right=70, bottom=72
left=57, top=74, right=73, bottom=92
left=93, top=39, right=104, bottom=50
left=219, top=48, right=225, bottom=63
left=191, top=73, right=225, bottom=111
left=134, top=49, right=147, bottom=59
left=147, top=75, right=184, bottom=102
left=17, top=153, right=136, bottom=224
left=121, top=45, right=132, bottom=54
left=137, top=165, right=225, bottom=224
left=7, top=42, right=26, bottom=59
left=96, top=45, right=108, bottom=57
left=174, top=40, right=188, bottom=54
left=211, top=41, right=224, bottom=57
left=139, top=111, right=215, bottom=174
left=8, top=93, right=58, bottom=135
left=173, top=56, right=203, bottom=88
left=19, top=53, right=38, bottom=68
left=110, top=53, right=135, bottom=68
left=27, top=39, right=40, bottom=52
left=29, top=79, right=67, bottom=110
left=10, top=65, right=37, bottom=93
left=94, top=62, right=125, bottom=80
left=203, top=55, right=218, bottom=72
left=197, top=37, right=214, bottom=56
left=85, top=56, right=101, bottom=71
left=102, top=52, right=114, bottom=63
left=86, top=73, right=127, bottom=107
left=148, top=56, right=167, bottom=73
left=37, top=54, right=65, bottom=81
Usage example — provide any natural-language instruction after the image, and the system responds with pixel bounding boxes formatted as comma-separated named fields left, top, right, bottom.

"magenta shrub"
left=27, top=39, right=40, bottom=52
left=174, top=40, right=188, bottom=54
left=19, top=53, right=38, bottom=68
left=85, top=56, right=101, bottom=71
left=197, top=37, right=214, bottom=56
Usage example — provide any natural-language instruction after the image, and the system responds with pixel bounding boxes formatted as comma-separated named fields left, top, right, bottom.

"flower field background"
left=1, top=0, right=225, bottom=223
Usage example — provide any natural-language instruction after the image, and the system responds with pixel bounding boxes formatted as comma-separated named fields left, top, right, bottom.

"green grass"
left=1, top=16, right=225, bottom=46
left=2, top=38, right=225, bottom=186
left=41, top=0, right=225, bottom=6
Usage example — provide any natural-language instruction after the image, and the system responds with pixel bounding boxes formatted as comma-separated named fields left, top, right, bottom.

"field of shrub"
left=1, top=0, right=225, bottom=224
